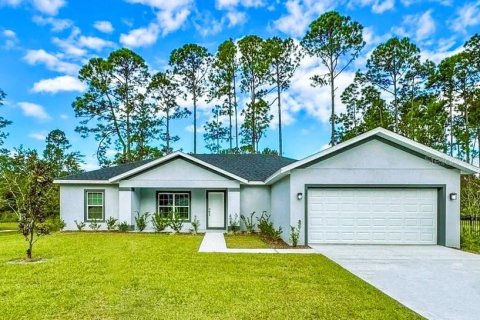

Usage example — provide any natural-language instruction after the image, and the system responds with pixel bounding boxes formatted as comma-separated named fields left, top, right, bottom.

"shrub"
left=57, top=219, right=66, bottom=231
left=89, top=219, right=101, bottom=231
left=290, top=220, right=301, bottom=247
left=45, top=217, right=66, bottom=231
left=168, top=211, right=183, bottom=233
left=257, top=211, right=282, bottom=241
left=228, top=213, right=240, bottom=234
left=118, top=221, right=130, bottom=232
left=191, top=215, right=200, bottom=234
left=135, top=211, right=150, bottom=232
left=74, top=220, right=85, bottom=231
left=240, top=211, right=256, bottom=233
left=151, top=212, right=168, bottom=232
left=106, top=217, right=118, bottom=231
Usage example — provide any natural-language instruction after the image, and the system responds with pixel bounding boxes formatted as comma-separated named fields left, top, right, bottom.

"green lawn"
left=225, top=233, right=270, bottom=248
left=0, top=222, right=17, bottom=231
left=0, top=232, right=421, bottom=319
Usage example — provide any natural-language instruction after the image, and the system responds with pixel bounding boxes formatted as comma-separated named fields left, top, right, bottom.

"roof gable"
left=265, top=128, right=480, bottom=183
left=54, top=152, right=297, bottom=184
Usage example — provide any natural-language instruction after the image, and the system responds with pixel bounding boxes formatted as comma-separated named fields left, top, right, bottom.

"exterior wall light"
left=449, top=193, right=458, bottom=201
left=297, top=193, right=303, bottom=200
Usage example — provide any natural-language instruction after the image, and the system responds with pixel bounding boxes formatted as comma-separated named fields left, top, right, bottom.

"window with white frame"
left=85, top=190, right=104, bottom=221
left=157, top=192, right=190, bottom=220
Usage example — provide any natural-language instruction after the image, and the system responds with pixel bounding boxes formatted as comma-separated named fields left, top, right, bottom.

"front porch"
left=118, top=187, right=240, bottom=232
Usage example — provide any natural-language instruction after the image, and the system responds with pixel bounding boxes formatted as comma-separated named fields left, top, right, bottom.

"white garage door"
left=308, top=188, right=437, bottom=244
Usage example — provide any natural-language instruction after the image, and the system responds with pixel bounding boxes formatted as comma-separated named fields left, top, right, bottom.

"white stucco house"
left=54, top=128, right=480, bottom=248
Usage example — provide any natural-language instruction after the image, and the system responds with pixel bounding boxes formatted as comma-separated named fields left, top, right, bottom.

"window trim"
left=156, top=191, right=191, bottom=222
left=84, top=189, right=105, bottom=222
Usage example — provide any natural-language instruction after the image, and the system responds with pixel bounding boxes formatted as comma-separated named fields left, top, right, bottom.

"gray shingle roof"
left=192, top=154, right=296, bottom=181
left=56, top=154, right=297, bottom=182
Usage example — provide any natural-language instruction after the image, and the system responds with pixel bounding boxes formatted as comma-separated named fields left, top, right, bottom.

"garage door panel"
left=308, top=188, right=437, bottom=245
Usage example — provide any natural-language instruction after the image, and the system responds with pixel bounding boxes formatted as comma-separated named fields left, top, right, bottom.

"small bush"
left=45, top=217, right=66, bottom=231
left=168, top=211, right=183, bottom=233
left=228, top=213, right=240, bottom=234
left=240, top=211, right=256, bottom=233
left=290, top=220, right=301, bottom=247
left=118, top=221, right=130, bottom=232
left=461, top=229, right=480, bottom=253
left=135, top=211, right=150, bottom=232
left=257, top=211, right=282, bottom=241
left=74, top=220, right=85, bottom=231
left=191, top=215, right=200, bottom=234
left=89, top=219, right=101, bottom=231
left=152, top=212, right=168, bottom=232
left=106, top=217, right=118, bottom=231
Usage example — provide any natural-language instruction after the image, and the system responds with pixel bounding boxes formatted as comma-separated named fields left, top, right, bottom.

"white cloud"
left=17, top=102, right=51, bottom=120
left=78, top=36, right=115, bottom=51
left=421, top=37, right=463, bottom=63
left=2, top=29, right=18, bottom=49
left=94, top=20, right=114, bottom=33
left=32, top=0, right=65, bottom=15
left=449, top=1, right=480, bottom=33
left=120, top=0, right=193, bottom=47
left=280, top=54, right=355, bottom=123
left=392, top=10, right=436, bottom=41
left=28, top=131, right=47, bottom=141
left=226, top=10, right=246, bottom=27
left=0, top=0, right=22, bottom=7
left=193, top=12, right=225, bottom=37
left=348, top=0, right=395, bottom=14
left=273, top=0, right=335, bottom=37
left=23, top=49, right=80, bottom=74
left=185, top=124, right=205, bottom=133
left=120, top=23, right=159, bottom=47
left=32, top=15, right=73, bottom=31
left=60, top=113, right=68, bottom=119
left=32, top=75, right=85, bottom=93
left=401, top=0, right=451, bottom=6
left=52, top=37, right=86, bottom=56
left=215, top=0, right=264, bottom=9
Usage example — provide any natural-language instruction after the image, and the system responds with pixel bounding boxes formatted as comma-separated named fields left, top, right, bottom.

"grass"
left=0, top=222, right=17, bottom=231
left=0, top=232, right=421, bottom=320
left=225, top=233, right=270, bottom=249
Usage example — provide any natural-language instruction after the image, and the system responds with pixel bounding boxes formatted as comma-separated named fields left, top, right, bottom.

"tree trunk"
left=166, top=108, right=170, bottom=153
left=26, top=223, right=34, bottom=260
left=276, top=66, right=283, bottom=155
left=228, top=93, right=233, bottom=150
left=449, top=97, right=453, bottom=157
left=233, top=75, right=238, bottom=149
left=193, top=89, right=197, bottom=154
left=330, top=71, right=335, bottom=146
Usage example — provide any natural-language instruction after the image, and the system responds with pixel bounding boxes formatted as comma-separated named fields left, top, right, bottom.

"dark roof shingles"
left=57, top=154, right=296, bottom=182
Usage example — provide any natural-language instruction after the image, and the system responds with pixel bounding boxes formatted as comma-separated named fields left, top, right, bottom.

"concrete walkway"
left=312, top=245, right=480, bottom=320
left=198, top=232, right=315, bottom=254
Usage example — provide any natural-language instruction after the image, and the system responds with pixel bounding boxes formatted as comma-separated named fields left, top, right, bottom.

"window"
left=85, top=190, right=104, bottom=221
left=157, top=192, right=190, bottom=220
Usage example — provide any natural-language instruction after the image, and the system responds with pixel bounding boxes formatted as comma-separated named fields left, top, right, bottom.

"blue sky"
left=0, top=0, right=479, bottom=169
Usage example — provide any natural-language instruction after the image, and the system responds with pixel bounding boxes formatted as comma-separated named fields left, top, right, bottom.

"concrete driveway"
left=312, top=245, right=480, bottom=320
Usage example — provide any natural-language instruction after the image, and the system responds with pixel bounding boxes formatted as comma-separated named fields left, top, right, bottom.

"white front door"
left=207, top=191, right=225, bottom=229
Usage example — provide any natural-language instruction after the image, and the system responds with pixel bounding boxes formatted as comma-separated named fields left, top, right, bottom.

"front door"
left=207, top=191, right=225, bottom=229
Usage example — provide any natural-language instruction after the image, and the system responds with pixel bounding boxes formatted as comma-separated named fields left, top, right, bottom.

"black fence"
left=461, top=216, right=480, bottom=237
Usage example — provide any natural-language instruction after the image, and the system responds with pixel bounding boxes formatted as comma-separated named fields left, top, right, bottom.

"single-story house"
left=55, top=128, right=480, bottom=248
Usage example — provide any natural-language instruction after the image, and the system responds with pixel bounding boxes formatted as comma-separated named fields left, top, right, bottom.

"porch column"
left=227, top=188, right=240, bottom=226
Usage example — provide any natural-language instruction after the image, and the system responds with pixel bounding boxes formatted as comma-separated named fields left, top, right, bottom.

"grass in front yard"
left=225, top=233, right=270, bottom=248
left=0, top=222, right=17, bottom=231
left=0, top=232, right=421, bottom=319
